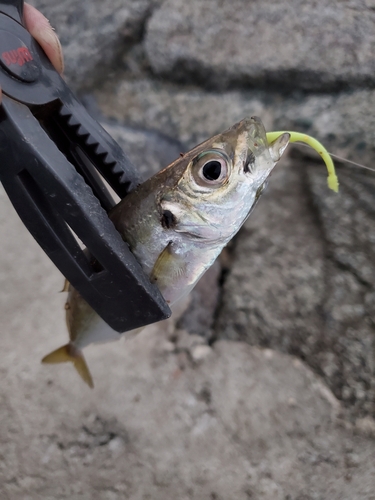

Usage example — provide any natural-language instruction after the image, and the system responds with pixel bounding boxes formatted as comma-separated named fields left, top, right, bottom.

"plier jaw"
left=0, top=0, right=171, bottom=332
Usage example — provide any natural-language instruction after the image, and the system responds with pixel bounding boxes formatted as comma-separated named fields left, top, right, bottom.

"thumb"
left=23, top=3, right=64, bottom=74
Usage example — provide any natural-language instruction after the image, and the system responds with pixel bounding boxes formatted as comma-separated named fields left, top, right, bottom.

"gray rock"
left=231, top=102, right=375, bottom=417
left=95, top=78, right=274, bottom=147
left=95, top=79, right=375, bottom=174
left=30, top=0, right=160, bottom=89
left=145, top=0, right=375, bottom=91
left=273, top=90, right=375, bottom=169
left=307, top=165, right=375, bottom=416
left=102, top=121, right=183, bottom=181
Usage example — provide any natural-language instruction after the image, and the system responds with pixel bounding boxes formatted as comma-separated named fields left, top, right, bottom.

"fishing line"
left=295, top=142, right=375, bottom=174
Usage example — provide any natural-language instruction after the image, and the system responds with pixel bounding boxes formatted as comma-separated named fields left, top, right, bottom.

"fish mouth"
left=245, top=116, right=270, bottom=159
left=231, top=116, right=268, bottom=143
left=233, top=116, right=274, bottom=176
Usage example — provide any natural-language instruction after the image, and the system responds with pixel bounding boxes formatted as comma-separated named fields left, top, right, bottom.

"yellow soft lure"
left=266, top=131, right=339, bottom=193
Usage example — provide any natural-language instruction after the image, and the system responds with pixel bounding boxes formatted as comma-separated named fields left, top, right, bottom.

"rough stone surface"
left=96, top=78, right=274, bottom=148
left=102, top=121, right=183, bottom=181
left=96, top=80, right=375, bottom=170
left=145, top=0, right=375, bottom=91
left=308, top=166, right=375, bottom=416
left=31, top=0, right=161, bottom=89
left=273, top=90, right=375, bottom=168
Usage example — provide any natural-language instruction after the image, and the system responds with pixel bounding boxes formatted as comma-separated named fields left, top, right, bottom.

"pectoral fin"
left=60, top=279, right=70, bottom=293
left=150, top=242, right=187, bottom=296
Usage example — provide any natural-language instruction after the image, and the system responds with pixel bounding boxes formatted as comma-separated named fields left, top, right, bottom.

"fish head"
left=163, top=116, right=290, bottom=243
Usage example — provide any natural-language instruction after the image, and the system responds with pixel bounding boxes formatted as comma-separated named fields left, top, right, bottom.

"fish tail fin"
left=72, top=356, right=94, bottom=389
left=41, top=344, right=94, bottom=389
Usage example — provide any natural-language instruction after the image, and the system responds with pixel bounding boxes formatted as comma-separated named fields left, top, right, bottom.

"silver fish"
left=42, top=117, right=290, bottom=387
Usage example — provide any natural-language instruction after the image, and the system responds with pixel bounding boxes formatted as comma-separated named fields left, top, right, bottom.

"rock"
left=31, top=0, right=160, bottom=89
left=273, top=90, right=375, bottom=168
left=190, top=344, right=212, bottom=362
left=102, top=121, right=183, bottom=181
left=96, top=79, right=375, bottom=176
left=95, top=78, right=274, bottom=148
left=308, top=165, right=375, bottom=416
left=145, top=0, right=375, bottom=91
left=355, top=417, right=375, bottom=438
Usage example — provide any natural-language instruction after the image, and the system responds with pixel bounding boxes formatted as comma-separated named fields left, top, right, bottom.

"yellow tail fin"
left=41, top=344, right=94, bottom=388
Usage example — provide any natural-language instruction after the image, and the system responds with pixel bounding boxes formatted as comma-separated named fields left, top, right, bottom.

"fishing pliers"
left=0, top=0, right=171, bottom=332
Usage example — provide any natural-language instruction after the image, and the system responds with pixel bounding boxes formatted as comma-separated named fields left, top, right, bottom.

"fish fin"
left=41, top=344, right=72, bottom=364
left=150, top=242, right=187, bottom=287
left=150, top=242, right=173, bottom=284
left=73, top=356, right=94, bottom=389
left=60, top=279, right=70, bottom=293
left=41, top=344, right=94, bottom=389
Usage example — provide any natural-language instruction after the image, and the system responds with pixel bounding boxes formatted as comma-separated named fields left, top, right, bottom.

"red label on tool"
left=2, top=47, right=33, bottom=67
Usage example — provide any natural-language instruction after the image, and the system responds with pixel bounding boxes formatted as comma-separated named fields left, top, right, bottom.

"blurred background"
left=1, top=0, right=375, bottom=498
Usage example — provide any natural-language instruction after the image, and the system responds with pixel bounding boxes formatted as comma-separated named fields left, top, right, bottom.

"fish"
left=42, top=116, right=290, bottom=387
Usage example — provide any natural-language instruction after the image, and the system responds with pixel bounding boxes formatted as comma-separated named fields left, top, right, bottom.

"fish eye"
left=192, top=150, right=230, bottom=187
left=202, top=160, right=223, bottom=181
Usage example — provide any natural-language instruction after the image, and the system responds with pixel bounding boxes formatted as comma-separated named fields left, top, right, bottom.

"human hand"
left=0, top=3, right=64, bottom=103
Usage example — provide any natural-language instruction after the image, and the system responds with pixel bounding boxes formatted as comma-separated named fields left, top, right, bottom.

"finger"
left=24, top=3, right=64, bottom=74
